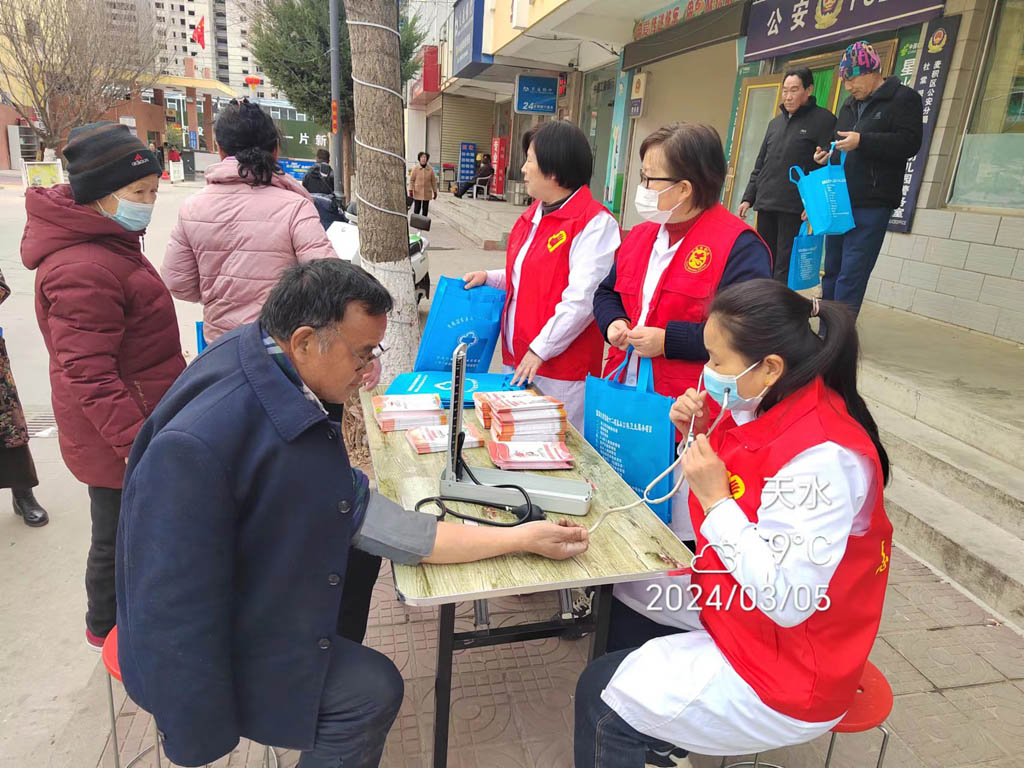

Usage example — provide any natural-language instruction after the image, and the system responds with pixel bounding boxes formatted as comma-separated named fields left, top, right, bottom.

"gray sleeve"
left=351, top=491, right=438, bottom=565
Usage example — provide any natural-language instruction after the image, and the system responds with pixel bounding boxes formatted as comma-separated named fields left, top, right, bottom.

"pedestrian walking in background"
left=408, top=151, right=438, bottom=217
left=162, top=97, right=336, bottom=345
left=20, top=122, right=185, bottom=650
left=463, top=121, right=620, bottom=429
left=302, top=148, right=336, bottom=195
left=739, top=67, right=836, bottom=283
left=0, top=267, right=49, bottom=528
left=815, top=41, right=923, bottom=315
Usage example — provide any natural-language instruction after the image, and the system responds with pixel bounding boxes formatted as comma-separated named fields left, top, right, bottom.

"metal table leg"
left=589, top=584, right=614, bottom=661
left=432, top=603, right=456, bottom=768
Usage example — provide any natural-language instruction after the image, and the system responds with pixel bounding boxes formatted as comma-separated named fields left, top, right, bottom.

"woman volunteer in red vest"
left=463, top=121, right=620, bottom=429
left=574, top=279, right=893, bottom=768
left=593, top=123, right=771, bottom=546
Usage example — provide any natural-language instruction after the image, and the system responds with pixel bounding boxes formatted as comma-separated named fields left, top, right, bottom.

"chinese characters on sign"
left=889, top=15, right=960, bottom=232
left=632, top=0, right=740, bottom=40
left=745, top=0, right=945, bottom=61
left=458, top=142, right=477, bottom=185
left=514, top=75, right=558, bottom=115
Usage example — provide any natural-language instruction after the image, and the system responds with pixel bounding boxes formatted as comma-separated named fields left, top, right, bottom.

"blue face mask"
left=100, top=194, right=154, bottom=232
left=702, top=360, right=766, bottom=413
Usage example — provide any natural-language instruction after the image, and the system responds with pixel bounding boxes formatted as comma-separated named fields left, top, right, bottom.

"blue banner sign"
left=279, top=157, right=315, bottom=181
left=745, top=0, right=944, bottom=61
left=458, top=142, right=477, bottom=184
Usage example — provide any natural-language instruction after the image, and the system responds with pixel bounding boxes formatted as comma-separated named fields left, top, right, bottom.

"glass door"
left=725, top=75, right=781, bottom=214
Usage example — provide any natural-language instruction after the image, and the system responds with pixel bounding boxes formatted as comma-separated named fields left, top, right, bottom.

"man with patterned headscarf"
left=812, top=40, right=923, bottom=317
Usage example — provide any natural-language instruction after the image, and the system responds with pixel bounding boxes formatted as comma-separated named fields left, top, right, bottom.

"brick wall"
left=864, top=0, right=1024, bottom=345
left=867, top=211, right=1024, bottom=343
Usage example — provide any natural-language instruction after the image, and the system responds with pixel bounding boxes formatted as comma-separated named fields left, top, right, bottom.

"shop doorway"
left=724, top=39, right=899, bottom=214
left=581, top=64, right=619, bottom=200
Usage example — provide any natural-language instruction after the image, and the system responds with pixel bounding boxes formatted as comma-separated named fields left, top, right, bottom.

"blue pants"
left=296, top=637, right=404, bottom=768
left=575, top=649, right=681, bottom=768
left=821, top=207, right=892, bottom=315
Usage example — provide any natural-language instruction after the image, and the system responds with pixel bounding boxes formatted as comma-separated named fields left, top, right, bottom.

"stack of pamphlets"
left=371, top=394, right=446, bottom=432
left=406, top=423, right=486, bottom=454
left=487, top=440, right=574, bottom=470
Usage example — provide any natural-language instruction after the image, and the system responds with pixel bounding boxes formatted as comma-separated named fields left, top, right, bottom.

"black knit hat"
left=63, top=122, right=160, bottom=204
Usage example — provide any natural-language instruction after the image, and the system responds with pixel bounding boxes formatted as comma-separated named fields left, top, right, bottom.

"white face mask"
left=634, top=182, right=682, bottom=225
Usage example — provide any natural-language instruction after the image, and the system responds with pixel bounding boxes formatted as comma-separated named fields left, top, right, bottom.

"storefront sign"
left=745, top=0, right=945, bottom=61
left=410, top=45, right=440, bottom=106
left=459, top=142, right=477, bottom=184
left=277, top=119, right=332, bottom=160
left=188, top=129, right=199, bottom=150
left=889, top=15, right=959, bottom=232
left=634, top=0, right=741, bottom=40
left=514, top=75, right=558, bottom=114
left=628, top=72, right=649, bottom=118
left=453, top=0, right=492, bottom=79
left=491, top=136, right=509, bottom=196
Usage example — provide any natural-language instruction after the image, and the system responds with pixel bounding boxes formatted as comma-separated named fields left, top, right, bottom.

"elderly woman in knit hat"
left=21, top=122, right=185, bottom=651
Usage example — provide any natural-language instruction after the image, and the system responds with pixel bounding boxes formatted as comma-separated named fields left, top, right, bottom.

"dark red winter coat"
left=21, top=185, right=185, bottom=489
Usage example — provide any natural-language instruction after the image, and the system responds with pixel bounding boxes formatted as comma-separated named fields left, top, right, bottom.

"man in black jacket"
left=813, top=41, right=923, bottom=315
left=302, top=149, right=335, bottom=195
left=740, top=67, right=835, bottom=284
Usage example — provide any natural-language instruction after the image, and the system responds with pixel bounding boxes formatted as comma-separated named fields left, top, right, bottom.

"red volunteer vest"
left=604, top=204, right=761, bottom=399
left=688, top=378, right=892, bottom=722
left=502, top=187, right=614, bottom=381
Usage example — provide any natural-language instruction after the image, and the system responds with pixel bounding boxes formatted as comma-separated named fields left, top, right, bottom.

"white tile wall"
left=923, top=238, right=969, bottom=268
left=965, top=243, right=1018, bottom=277
left=951, top=212, right=1001, bottom=244
left=937, top=267, right=984, bottom=300
left=979, top=275, right=1024, bottom=310
left=901, top=261, right=941, bottom=291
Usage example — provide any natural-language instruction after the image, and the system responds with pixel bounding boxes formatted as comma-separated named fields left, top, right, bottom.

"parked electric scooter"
left=316, top=193, right=432, bottom=305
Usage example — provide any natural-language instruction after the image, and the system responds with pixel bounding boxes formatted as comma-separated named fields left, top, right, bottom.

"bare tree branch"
left=0, top=0, right=162, bottom=152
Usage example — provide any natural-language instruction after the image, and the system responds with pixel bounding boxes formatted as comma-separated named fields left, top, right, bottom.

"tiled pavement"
left=98, top=546, right=1024, bottom=768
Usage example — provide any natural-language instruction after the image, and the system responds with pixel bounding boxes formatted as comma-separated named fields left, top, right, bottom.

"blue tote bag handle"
left=637, top=357, right=657, bottom=394
left=789, top=165, right=806, bottom=185
left=604, top=347, right=633, bottom=383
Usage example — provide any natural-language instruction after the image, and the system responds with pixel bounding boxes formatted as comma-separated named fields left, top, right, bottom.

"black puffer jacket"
left=742, top=96, right=836, bottom=214
left=833, top=76, right=923, bottom=209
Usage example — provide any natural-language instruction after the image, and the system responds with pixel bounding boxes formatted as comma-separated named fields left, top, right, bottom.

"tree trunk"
left=343, top=0, right=420, bottom=382
left=341, top=122, right=354, bottom=205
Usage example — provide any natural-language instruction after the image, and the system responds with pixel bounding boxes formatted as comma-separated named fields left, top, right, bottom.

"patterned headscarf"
left=839, top=41, right=882, bottom=80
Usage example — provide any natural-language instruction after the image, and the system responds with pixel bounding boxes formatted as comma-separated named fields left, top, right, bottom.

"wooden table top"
left=361, top=387, right=694, bottom=606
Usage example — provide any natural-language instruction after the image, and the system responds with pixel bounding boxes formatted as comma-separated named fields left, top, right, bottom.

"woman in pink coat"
left=162, top=99, right=336, bottom=344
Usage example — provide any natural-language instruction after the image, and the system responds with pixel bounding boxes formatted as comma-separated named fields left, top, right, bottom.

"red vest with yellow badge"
left=688, top=378, right=892, bottom=722
left=502, top=186, right=612, bottom=381
left=604, top=204, right=760, bottom=399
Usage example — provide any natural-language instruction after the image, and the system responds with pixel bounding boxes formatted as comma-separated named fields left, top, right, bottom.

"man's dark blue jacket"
left=115, top=322, right=360, bottom=766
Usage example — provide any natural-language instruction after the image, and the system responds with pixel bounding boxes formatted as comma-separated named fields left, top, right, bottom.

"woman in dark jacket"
left=21, top=122, right=185, bottom=650
left=1, top=267, right=48, bottom=526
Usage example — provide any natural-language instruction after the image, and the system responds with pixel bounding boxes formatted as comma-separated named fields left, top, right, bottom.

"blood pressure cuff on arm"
left=351, top=491, right=438, bottom=565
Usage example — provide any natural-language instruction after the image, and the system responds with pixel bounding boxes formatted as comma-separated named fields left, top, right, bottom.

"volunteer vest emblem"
left=728, top=472, right=745, bottom=500
left=814, top=0, right=842, bottom=30
left=927, top=27, right=948, bottom=53
left=685, top=244, right=712, bottom=273
left=547, top=230, right=568, bottom=252
left=875, top=540, right=890, bottom=575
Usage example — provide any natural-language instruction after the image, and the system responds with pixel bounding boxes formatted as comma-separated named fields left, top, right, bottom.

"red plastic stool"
left=823, top=661, right=893, bottom=768
left=720, top=661, right=893, bottom=768
left=102, top=626, right=162, bottom=768
left=102, top=626, right=278, bottom=768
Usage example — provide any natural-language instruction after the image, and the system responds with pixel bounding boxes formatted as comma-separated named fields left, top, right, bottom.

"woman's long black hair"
left=710, top=279, right=890, bottom=484
left=214, top=98, right=282, bottom=186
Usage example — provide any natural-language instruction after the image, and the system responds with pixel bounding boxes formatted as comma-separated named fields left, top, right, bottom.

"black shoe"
left=12, top=489, right=49, bottom=527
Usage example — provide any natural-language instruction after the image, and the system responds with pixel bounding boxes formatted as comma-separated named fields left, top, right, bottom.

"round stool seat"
left=102, top=625, right=121, bottom=682
left=833, top=661, right=892, bottom=733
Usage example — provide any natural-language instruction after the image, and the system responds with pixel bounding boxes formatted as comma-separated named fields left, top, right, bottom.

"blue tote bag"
left=788, top=222, right=825, bottom=291
left=414, top=277, right=506, bottom=373
left=789, top=150, right=855, bottom=236
left=584, top=353, right=676, bottom=523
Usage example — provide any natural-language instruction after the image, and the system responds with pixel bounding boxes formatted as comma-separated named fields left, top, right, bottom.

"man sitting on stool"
left=115, top=259, right=589, bottom=768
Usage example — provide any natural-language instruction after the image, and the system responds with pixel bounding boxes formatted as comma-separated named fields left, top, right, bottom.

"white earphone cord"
left=587, top=391, right=730, bottom=534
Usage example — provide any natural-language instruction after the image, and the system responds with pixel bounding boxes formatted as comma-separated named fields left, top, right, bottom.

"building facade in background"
left=403, top=0, right=1021, bottom=344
